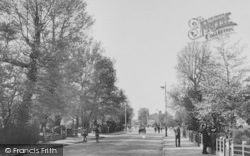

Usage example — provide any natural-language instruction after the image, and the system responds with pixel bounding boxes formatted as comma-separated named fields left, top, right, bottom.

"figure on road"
left=174, top=125, right=181, bottom=147
left=201, top=124, right=209, bottom=154
left=94, top=125, right=100, bottom=143
left=82, top=127, right=88, bottom=143
left=165, top=125, right=168, bottom=137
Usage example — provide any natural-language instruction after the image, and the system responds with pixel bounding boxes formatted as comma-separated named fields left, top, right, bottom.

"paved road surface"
left=64, top=127, right=164, bottom=156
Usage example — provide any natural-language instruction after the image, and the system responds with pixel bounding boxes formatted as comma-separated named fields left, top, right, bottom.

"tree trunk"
left=16, top=1, right=40, bottom=128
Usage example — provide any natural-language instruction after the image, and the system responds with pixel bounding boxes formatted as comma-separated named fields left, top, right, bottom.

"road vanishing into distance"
left=64, top=128, right=163, bottom=156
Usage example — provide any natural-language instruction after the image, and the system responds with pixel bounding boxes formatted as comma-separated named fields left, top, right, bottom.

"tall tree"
left=196, top=36, right=250, bottom=130
left=175, top=41, right=211, bottom=130
left=138, top=108, right=149, bottom=125
left=0, top=0, right=94, bottom=127
left=176, top=41, right=211, bottom=95
left=0, top=0, right=94, bottom=143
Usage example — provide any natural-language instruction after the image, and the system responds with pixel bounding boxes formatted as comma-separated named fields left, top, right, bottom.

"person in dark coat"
left=94, top=125, right=100, bottom=143
left=174, top=125, right=181, bottom=147
left=201, top=124, right=209, bottom=154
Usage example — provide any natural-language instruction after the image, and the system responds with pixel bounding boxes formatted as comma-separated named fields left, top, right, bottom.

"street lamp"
left=160, top=83, right=168, bottom=137
left=125, top=103, right=127, bottom=132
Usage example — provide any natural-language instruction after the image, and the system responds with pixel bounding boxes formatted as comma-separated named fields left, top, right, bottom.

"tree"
left=176, top=41, right=211, bottom=95
left=138, top=108, right=149, bottom=125
left=0, top=63, right=25, bottom=128
left=196, top=36, right=250, bottom=131
left=0, top=0, right=94, bottom=143
left=173, top=36, right=250, bottom=133
left=174, top=41, right=212, bottom=130
left=0, top=0, right=132, bottom=142
left=62, top=41, right=102, bottom=130
left=63, top=40, right=131, bottom=131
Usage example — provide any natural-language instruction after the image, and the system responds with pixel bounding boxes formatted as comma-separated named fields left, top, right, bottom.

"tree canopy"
left=0, top=0, right=133, bottom=143
left=170, top=36, right=250, bottom=132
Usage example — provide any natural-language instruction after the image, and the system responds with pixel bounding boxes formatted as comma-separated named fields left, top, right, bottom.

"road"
left=64, top=127, right=164, bottom=156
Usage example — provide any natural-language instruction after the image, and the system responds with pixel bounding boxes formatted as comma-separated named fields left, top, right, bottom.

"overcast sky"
left=86, top=0, right=250, bottom=118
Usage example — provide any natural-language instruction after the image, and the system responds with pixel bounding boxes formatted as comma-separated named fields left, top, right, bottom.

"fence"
left=185, top=130, right=250, bottom=156
left=186, top=130, right=217, bottom=154
left=40, top=127, right=67, bottom=142
left=186, top=130, right=202, bottom=147
left=216, top=137, right=250, bottom=156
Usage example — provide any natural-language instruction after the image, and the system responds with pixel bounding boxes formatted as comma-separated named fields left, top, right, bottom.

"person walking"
left=94, top=125, right=100, bottom=143
left=157, top=126, right=160, bottom=133
left=174, top=125, right=181, bottom=147
left=201, top=124, right=209, bottom=154
left=165, top=125, right=168, bottom=137
left=81, top=127, right=88, bottom=143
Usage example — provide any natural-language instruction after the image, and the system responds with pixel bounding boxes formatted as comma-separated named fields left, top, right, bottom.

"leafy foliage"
left=0, top=0, right=133, bottom=143
left=171, top=36, right=250, bottom=132
left=138, top=108, right=149, bottom=125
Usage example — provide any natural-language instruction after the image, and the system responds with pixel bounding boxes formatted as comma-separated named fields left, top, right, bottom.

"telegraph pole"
left=161, top=83, right=167, bottom=137
left=125, top=103, right=127, bottom=132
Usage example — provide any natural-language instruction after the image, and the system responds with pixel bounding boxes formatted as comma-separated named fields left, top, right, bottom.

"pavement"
left=162, top=130, right=214, bottom=156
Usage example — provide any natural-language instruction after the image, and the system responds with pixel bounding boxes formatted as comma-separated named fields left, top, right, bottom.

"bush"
left=233, top=128, right=250, bottom=145
left=0, top=124, right=40, bottom=144
left=54, top=125, right=66, bottom=134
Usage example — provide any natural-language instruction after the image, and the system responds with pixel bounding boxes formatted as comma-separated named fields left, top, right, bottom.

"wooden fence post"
left=216, top=138, right=218, bottom=156
left=222, top=138, right=226, bottom=156
left=201, top=133, right=203, bottom=146
left=194, top=131, right=196, bottom=143
left=220, top=137, right=223, bottom=156
left=231, top=140, right=234, bottom=156
left=60, top=127, right=63, bottom=138
left=242, top=141, right=246, bottom=156
left=190, top=131, right=192, bottom=142
left=43, top=127, right=45, bottom=142
left=198, top=133, right=200, bottom=147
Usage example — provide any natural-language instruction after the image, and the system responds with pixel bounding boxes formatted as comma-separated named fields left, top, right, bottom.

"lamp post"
left=125, top=103, right=127, bottom=132
left=161, top=83, right=168, bottom=137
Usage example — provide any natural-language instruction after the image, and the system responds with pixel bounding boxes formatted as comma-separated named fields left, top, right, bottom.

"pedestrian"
left=157, top=126, right=160, bottom=133
left=201, top=124, right=209, bottom=154
left=82, top=127, right=88, bottom=143
left=174, top=125, right=181, bottom=147
left=154, top=126, right=157, bottom=133
left=94, top=125, right=100, bottom=143
left=165, top=125, right=168, bottom=137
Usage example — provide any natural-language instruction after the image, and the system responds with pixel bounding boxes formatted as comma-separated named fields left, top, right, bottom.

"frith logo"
left=188, top=12, right=237, bottom=40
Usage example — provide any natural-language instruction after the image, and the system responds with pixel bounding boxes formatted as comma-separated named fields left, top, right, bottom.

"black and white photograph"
left=0, top=0, right=250, bottom=156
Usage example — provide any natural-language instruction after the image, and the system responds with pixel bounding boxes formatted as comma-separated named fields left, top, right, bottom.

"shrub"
left=0, top=124, right=40, bottom=144
left=233, top=128, right=250, bottom=145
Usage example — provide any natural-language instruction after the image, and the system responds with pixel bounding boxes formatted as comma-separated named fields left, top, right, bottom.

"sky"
left=86, top=0, right=250, bottom=118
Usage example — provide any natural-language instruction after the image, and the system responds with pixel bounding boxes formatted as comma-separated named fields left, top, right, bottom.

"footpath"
left=162, top=130, right=214, bottom=156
